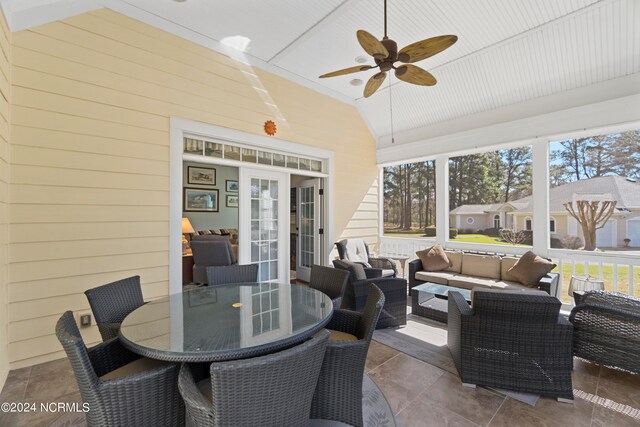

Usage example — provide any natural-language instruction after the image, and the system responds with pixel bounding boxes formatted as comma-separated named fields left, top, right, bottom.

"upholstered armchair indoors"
left=570, top=290, right=640, bottom=374
left=448, top=288, right=574, bottom=401
left=85, top=275, right=144, bottom=341
left=56, top=311, right=184, bottom=426
left=333, top=259, right=407, bottom=329
left=190, top=239, right=237, bottom=284
left=335, top=239, right=397, bottom=278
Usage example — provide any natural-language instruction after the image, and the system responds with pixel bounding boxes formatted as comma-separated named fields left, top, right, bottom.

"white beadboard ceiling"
left=2, top=0, right=638, bottom=146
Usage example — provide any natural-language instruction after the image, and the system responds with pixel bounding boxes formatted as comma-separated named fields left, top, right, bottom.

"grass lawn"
left=384, top=232, right=530, bottom=246
left=555, top=263, right=640, bottom=303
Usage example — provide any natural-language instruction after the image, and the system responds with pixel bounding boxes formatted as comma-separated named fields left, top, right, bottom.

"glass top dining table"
left=119, top=282, right=333, bottom=362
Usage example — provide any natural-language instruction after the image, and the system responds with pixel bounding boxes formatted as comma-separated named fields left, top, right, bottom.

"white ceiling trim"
left=377, top=76, right=640, bottom=165
left=267, top=0, right=366, bottom=64
left=1, top=0, right=103, bottom=31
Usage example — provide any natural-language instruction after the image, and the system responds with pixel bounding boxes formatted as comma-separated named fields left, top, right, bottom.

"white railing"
left=379, top=236, right=639, bottom=302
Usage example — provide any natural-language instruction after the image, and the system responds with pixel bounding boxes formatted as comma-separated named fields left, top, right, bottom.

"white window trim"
left=170, top=117, right=335, bottom=295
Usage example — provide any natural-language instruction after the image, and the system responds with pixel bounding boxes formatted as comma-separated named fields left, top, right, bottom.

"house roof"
left=512, top=176, right=640, bottom=213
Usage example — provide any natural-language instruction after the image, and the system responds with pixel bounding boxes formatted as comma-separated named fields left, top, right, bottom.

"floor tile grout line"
left=485, top=396, right=507, bottom=427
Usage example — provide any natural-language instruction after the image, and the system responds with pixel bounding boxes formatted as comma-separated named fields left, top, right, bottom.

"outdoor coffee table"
left=411, top=282, right=472, bottom=323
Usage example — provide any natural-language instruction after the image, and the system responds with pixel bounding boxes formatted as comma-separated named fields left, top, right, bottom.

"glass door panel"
left=240, top=169, right=288, bottom=283
left=296, top=178, right=321, bottom=282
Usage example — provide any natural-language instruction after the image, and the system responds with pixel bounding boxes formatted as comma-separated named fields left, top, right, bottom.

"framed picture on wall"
left=187, top=166, right=216, bottom=185
left=226, top=180, right=239, bottom=192
left=226, top=195, right=239, bottom=208
left=184, top=188, right=219, bottom=212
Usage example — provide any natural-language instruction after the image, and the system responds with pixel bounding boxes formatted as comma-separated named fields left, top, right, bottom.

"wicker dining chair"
left=205, top=264, right=259, bottom=286
left=309, top=265, right=350, bottom=309
left=178, top=329, right=330, bottom=427
left=84, top=275, right=144, bottom=341
left=55, top=311, right=184, bottom=426
left=310, top=283, right=385, bottom=427
left=569, top=290, right=640, bottom=374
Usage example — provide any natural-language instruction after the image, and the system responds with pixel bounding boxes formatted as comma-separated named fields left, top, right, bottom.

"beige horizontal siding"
left=0, top=7, right=9, bottom=388
left=7, top=8, right=378, bottom=366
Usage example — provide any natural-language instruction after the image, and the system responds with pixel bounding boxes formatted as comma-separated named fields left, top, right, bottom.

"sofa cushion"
left=444, top=250, right=463, bottom=273
left=415, top=271, right=458, bottom=285
left=501, top=256, right=521, bottom=282
left=450, top=275, right=530, bottom=292
left=508, top=251, right=557, bottom=287
left=461, top=254, right=501, bottom=279
left=449, top=275, right=500, bottom=290
left=333, top=260, right=367, bottom=281
left=416, top=244, right=450, bottom=271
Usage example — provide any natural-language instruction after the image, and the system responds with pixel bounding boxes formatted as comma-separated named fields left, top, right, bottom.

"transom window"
left=183, top=137, right=323, bottom=173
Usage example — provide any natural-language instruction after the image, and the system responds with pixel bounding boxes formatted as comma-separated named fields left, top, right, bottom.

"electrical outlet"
left=78, top=312, right=92, bottom=327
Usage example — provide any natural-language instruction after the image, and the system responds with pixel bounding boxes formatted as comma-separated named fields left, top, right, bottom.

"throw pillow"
left=507, top=251, right=557, bottom=287
left=333, top=260, right=367, bottom=281
left=416, top=244, right=450, bottom=272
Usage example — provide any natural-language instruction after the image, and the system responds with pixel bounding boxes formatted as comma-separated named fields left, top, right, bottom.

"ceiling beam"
left=267, top=0, right=367, bottom=64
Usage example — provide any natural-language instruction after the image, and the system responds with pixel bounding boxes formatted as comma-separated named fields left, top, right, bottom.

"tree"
left=564, top=200, right=617, bottom=251
left=499, top=147, right=532, bottom=202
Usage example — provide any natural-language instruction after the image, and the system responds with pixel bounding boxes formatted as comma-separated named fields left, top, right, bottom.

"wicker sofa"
left=409, top=250, right=559, bottom=296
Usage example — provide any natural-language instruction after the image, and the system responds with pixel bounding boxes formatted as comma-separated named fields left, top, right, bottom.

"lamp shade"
left=568, top=275, right=604, bottom=296
left=182, top=218, right=195, bottom=234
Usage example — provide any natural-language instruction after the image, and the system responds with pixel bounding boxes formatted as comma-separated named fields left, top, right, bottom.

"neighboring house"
left=450, top=176, right=640, bottom=248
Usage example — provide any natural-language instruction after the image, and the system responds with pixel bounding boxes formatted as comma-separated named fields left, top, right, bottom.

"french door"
left=239, top=168, right=289, bottom=283
left=296, top=178, right=322, bottom=282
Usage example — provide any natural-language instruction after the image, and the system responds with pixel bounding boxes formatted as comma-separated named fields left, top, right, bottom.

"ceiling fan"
left=319, top=0, right=458, bottom=98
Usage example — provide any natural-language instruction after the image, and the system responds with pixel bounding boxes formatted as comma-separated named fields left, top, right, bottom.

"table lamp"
left=182, top=217, right=195, bottom=254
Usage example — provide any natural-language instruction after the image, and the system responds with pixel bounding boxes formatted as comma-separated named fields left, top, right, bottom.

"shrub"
left=550, top=237, right=564, bottom=249
left=562, top=235, right=584, bottom=250
left=481, top=227, right=501, bottom=236
left=423, top=226, right=458, bottom=239
left=449, top=228, right=458, bottom=239
left=459, top=228, right=475, bottom=234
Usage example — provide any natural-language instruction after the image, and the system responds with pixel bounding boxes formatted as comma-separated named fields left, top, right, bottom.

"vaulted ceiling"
left=2, top=0, right=639, bottom=147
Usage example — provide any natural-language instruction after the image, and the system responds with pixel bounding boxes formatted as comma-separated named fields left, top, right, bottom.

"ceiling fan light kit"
left=319, top=0, right=458, bottom=98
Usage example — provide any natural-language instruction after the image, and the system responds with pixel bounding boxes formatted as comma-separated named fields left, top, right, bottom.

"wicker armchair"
left=310, top=284, right=384, bottom=427
left=178, top=330, right=330, bottom=427
left=448, top=289, right=574, bottom=401
left=333, top=260, right=407, bottom=329
left=55, top=311, right=184, bottom=426
left=309, top=265, right=350, bottom=309
left=569, top=290, right=640, bottom=374
left=84, top=275, right=144, bottom=341
left=191, top=240, right=238, bottom=284
left=335, top=239, right=397, bottom=278
left=205, top=264, right=259, bottom=286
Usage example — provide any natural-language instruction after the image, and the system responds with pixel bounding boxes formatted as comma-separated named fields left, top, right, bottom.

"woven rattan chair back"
left=84, top=275, right=143, bottom=341
left=178, top=330, right=330, bottom=427
left=309, top=265, right=350, bottom=309
left=56, top=311, right=184, bottom=426
left=205, top=264, right=259, bottom=287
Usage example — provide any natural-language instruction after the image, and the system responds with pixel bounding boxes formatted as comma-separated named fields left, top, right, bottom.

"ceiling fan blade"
left=319, top=65, right=374, bottom=78
left=364, top=72, right=387, bottom=98
left=397, top=35, right=458, bottom=63
left=395, top=65, right=437, bottom=86
left=357, top=30, right=389, bottom=60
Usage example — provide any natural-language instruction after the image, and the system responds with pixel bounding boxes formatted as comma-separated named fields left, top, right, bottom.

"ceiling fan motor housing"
left=375, top=38, right=398, bottom=71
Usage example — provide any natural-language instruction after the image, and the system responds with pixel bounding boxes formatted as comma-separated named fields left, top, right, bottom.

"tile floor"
left=1, top=333, right=639, bottom=426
